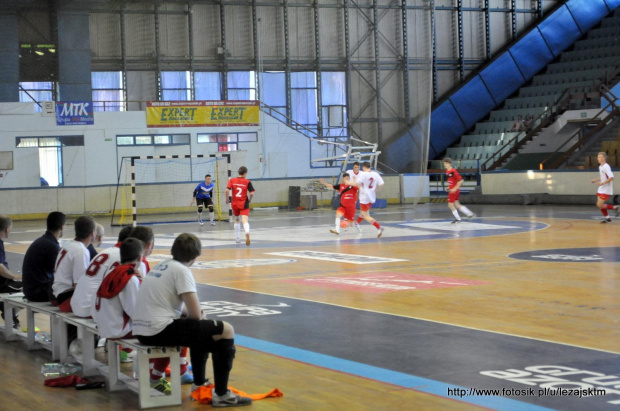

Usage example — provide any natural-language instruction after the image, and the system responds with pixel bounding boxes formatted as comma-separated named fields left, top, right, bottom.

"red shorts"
left=359, top=203, right=372, bottom=212
left=231, top=205, right=250, bottom=216
left=597, top=193, right=611, bottom=201
left=337, top=206, right=356, bottom=221
left=448, top=189, right=460, bottom=203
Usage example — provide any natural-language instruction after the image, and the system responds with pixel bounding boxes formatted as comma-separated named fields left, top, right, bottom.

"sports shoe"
left=199, top=219, right=204, bottom=226
left=377, top=227, right=384, bottom=238
left=180, top=370, right=194, bottom=385
left=354, top=223, right=362, bottom=233
left=212, top=389, right=252, bottom=408
left=466, top=213, right=476, bottom=221
left=120, top=349, right=133, bottom=363
left=615, top=207, right=620, bottom=217
left=329, top=229, right=340, bottom=235
left=245, top=233, right=250, bottom=246
left=150, top=378, right=172, bottom=395
left=236, top=238, right=241, bottom=243
left=210, top=221, right=216, bottom=226
left=601, top=218, right=612, bottom=224
left=451, top=219, right=461, bottom=224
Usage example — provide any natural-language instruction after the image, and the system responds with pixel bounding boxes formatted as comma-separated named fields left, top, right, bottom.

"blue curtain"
left=291, top=72, right=317, bottom=126
left=321, top=72, right=346, bottom=105
left=161, top=71, right=189, bottom=100
left=195, top=72, right=222, bottom=100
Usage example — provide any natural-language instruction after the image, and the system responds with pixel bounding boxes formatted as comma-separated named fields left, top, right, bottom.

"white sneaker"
left=377, top=227, right=384, bottom=238
left=354, top=223, right=362, bottom=233
left=210, top=221, right=216, bottom=226
left=466, top=213, right=476, bottom=221
left=330, top=229, right=340, bottom=235
left=236, top=238, right=241, bottom=243
left=199, top=220, right=204, bottom=226
left=212, top=389, right=252, bottom=407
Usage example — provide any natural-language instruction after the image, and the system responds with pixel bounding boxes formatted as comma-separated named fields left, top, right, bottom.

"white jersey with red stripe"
left=598, top=163, right=614, bottom=195
left=52, top=240, right=91, bottom=297
left=70, top=246, right=121, bottom=317
left=357, top=170, right=384, bottom=204
left=91, top=274, right=140, bottom=339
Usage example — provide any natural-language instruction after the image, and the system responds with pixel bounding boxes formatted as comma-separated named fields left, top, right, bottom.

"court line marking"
left=205, top=284, right=620, bottom=355
left=235, top=335, right=554, bottom=411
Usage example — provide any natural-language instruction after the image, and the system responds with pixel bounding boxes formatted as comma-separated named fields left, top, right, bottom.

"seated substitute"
left=133, top=233, right=252, bottom=407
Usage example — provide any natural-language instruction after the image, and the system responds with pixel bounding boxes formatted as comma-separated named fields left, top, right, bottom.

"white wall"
left=482, top=170, right=599, bottom=195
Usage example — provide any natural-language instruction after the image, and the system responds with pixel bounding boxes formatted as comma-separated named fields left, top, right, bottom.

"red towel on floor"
left=190, top=384, right=283, bottom=404
left=44, top=376, right=89, bottom=387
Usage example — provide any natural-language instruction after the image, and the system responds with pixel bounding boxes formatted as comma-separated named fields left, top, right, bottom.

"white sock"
left=452, top=210, right=460, bottom=220
left=210, top=212, right=214, bottom=222
left=335, top=217, right=340, bottom=231
left=243, top=222, right=250, bottom=234
left=460, top=206, right=473, bottom=217
left=197, top=211, right=202, bottom=220
left=234, top=223, right=240, bottom=238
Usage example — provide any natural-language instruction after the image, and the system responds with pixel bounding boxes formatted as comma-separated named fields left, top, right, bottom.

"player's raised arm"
left=318, top=178, right=335, bottom=190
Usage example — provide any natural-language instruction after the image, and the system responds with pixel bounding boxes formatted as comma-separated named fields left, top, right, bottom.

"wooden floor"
left=1, top=203, right=619, bottom=410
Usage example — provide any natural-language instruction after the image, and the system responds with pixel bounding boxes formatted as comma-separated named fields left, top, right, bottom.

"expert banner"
left=146, top=101, right=260, bottom=127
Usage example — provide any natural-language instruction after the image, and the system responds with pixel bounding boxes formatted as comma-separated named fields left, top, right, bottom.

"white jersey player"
left=591, top=152, right=619, bottom=223
left=351, top=162, right=385, bottom=238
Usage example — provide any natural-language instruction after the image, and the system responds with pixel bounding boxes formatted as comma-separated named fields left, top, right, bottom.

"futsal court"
left=1, top=202, right=619, bottom=410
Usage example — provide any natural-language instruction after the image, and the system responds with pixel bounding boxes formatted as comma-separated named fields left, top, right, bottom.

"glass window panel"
left=92, top=71, right=122, bottom=88
left=227, top=71, right=251, bottom=88
left=39, top=138, right=61, bottom=147
left=172, top=134, right=190, bottom=144
left=59, top=136, right=84, bottom=146
left=161, top=71, right=189, bottom=88
left=291, top=89, right=318, bottom=125
left=238, top=133, right=257, bottom=142
left=321, top=72, right=346, bottom=105
left=195, top=72, right=222, bottom=100
left=197, top=134, right=211, bottom=143
left=291, top=72, right=316, bottom=88
left=136, top=136, right=152, bottom=145
left=16, top=138, right=39, bottom=148
left=154, top=135, right=170, bottom=144
left=162, top=90, right=190, bottom=101
left=261, top=72, right=286, bottom=107
left=117, top=136, right=134, bottom=145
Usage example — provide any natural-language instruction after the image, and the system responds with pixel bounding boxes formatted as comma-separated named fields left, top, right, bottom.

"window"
left=260, top=71, right=287, bottom=121
left=195, top=72, right=222, bottom=100
left=161, top=71, right=191, bottom=101
left=19, top=82, right=54, bottom=113
left=197, top=132, right=257, bottom=152
left=291, top=72, right=318, bottom=136
left=321, top=72, right=347, bottom=137
left=92, top=71, right=124, bottom=112
left=227, top=72, right=256, bottom=100
left=15, top=136, right=85, bottom=187
left=116, top=134, right=190, bottom=146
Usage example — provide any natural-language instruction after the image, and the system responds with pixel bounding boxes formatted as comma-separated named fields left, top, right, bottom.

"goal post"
left=111, top=154, right=232, bottom=226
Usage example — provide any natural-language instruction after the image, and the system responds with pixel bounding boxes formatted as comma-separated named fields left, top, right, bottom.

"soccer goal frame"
left=111, top=154, right=232, bottom=226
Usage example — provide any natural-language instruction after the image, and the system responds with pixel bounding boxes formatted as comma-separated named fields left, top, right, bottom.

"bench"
left=54, top=312, right=102, bottom=377
left=2, top=294, right=62, bottom=360
left=106, top=338, right=182, bottom=408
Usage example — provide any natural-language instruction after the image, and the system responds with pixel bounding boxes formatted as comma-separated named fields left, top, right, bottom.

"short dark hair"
left=74, top=216, right=96, bottom=240
left=117, top=226, right=133, bottom=243
left=443, top=157, right=453, bottom=164
left=342, top=173, right=350, bottom=179
left=0, top=216, right=12, bottom=231
left=120, top=237, right=144, bottom=264
left=171, top=233, right=202, bottom=263
left=205, top=174, right=211, bottom=179
left=353, top=162, right=360, bottom=166
left=238, top=166, right=248, bottom=176
left=362, top=161, right=371, bottom=169
left=47, top=212, right=65, bottom=232
left=128, top=226, right=155, bottom=245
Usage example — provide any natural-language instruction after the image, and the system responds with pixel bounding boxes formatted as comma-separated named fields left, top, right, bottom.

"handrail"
left=540, top=84, right=620, bottom=170
left=260, top=102, right=321, bottom=139
left=480, top=87, right=573, bottom=171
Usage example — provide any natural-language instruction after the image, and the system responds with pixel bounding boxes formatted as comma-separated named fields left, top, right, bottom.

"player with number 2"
left=225, top=166, right=255, bottom=245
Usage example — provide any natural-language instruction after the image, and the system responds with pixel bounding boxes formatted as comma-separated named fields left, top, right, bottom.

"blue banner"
left=56, top=101, right=94, bottom=126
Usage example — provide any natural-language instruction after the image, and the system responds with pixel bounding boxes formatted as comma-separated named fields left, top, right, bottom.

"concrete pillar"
left=57, top=10, right=91, bottom=101
left=0, top=14, right=20, bottom=102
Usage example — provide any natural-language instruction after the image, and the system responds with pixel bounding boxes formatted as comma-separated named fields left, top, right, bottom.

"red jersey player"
left=319, top=173, right=359, bottom=235
left=225, top=166, right=255, bottom=245
left=443, top=157, right=475, bottom=223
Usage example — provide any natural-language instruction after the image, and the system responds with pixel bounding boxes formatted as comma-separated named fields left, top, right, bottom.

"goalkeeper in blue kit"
left=190, top=174, right=216, bottom=226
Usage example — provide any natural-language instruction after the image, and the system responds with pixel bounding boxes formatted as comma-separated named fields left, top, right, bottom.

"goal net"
left=111, top=154, right=231, bottom=226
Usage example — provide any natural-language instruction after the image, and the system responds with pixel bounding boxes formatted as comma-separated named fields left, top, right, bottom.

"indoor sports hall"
left=1, top=0, right=619, bottom=410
